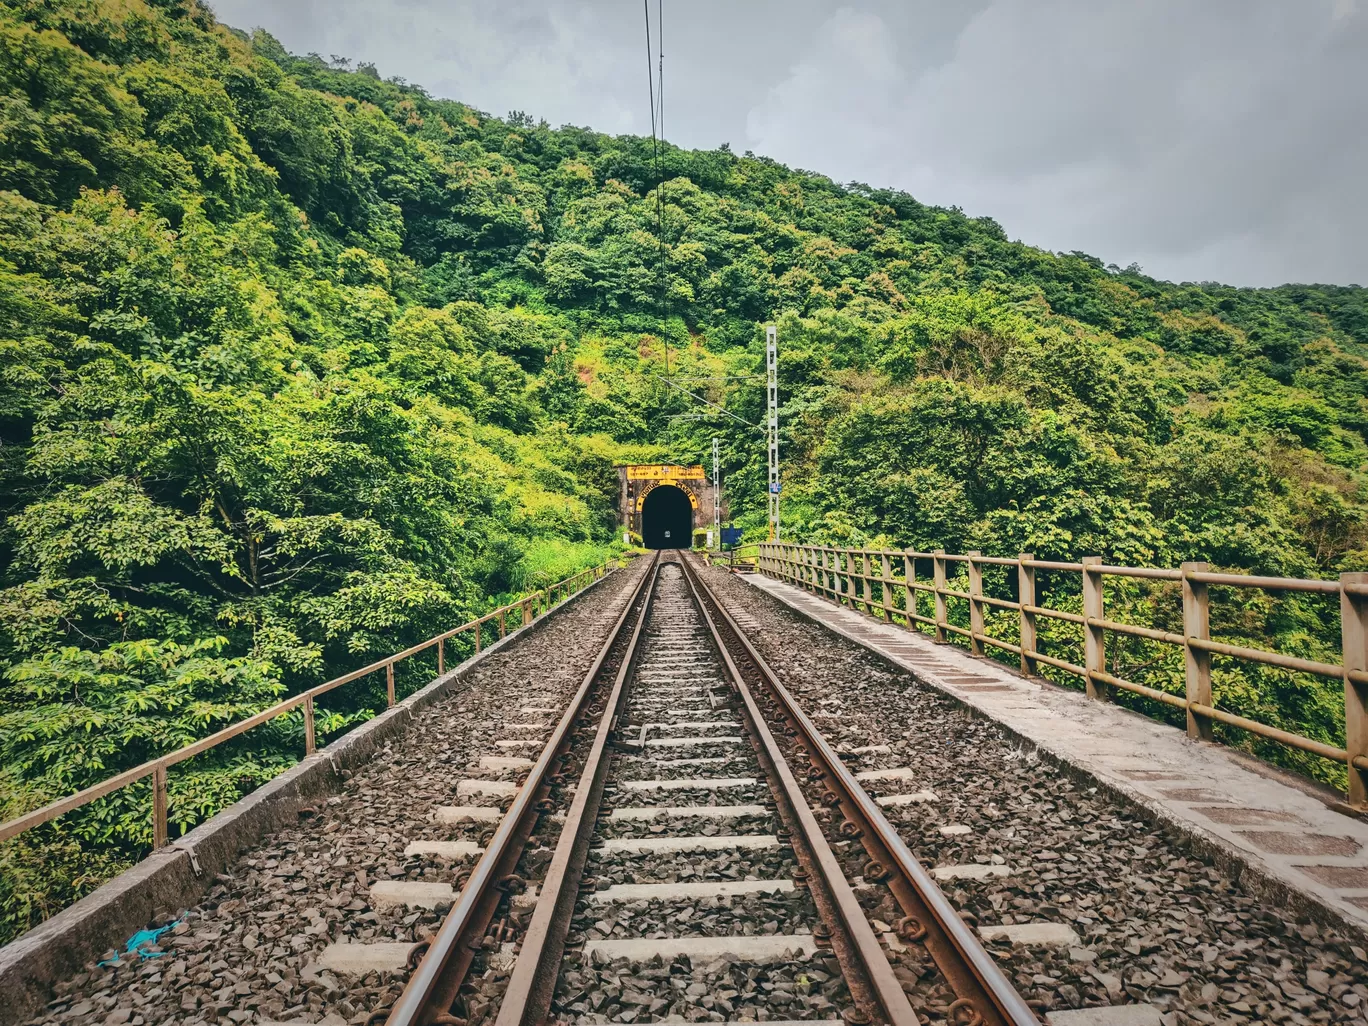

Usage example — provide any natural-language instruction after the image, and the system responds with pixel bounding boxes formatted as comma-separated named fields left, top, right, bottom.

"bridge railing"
left=0, top=557, right=626, bottom=850
left=758, top=543, right=1368, bottom=807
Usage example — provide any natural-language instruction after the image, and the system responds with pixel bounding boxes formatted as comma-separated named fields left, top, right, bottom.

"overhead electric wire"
left=655, top=0, right=668, bottom=381
left=642, top=2, right=755, bottom=456
left=652, top=375, right=760, bottom=430
left=642, top=0, right=669, bottom=382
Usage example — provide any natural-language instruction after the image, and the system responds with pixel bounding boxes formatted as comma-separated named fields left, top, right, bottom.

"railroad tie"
left=478, top=755, right=535, bottom=772
left=643, top=735, right=745, bottom=747
left=590, top=878, right=794, bottom=902
left=1043, top=1005, right=1164, bottom=1025
left=619, top=776, right=757, bottom=790
left=369, top=880, right=457, bottom=910
left=582, top=933, right=817, bottom=963
left=854, top=766, right=916, bottom=783
left=640, top=755, right=732, bottom=767
left=606, top=803, right=768, bottom=821
left=402, top=839, right=482, bottom=859
left=456, top=778, right=519, bottom=798
left=930, top=863, right=1013, bottom=881
left=641, top=719, right=737, bottom=730
left=876, top=790, right=939, bottom=806
left=432, top=804, right=504, bottom=823
left=599, top=833, right=780, bottom=854
left=978, top=922, right=1081, bottom=947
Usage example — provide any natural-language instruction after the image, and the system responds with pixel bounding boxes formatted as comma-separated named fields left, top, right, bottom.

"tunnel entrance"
left=642, top=484, right=694, bottom=549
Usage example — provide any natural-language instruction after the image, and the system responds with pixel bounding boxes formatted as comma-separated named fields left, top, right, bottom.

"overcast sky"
left=209, top=0, right=1367, bottom=288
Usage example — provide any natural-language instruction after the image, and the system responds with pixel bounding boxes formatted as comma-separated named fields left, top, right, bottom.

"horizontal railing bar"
left=1090, top=616, right=1178, bottom=645
left=1192, top=703, right=1349, bottom=762
left=979, top=595, right=1021, bottom=611
left=1188, top=637, right=1343, bottom=679
left=1187, top=571, right=1341, bottom=594
left=970, top=555, right=1020, bottom=566
left=1094, top=565, right=1183, bottom=581
left=973, top=632, right=1022, bottom=655
left=1021, top=559, right=1086, bottom=571
left=1090, top=670, right=1188, bottom=711
left=0, top=763, right=157, bottom=842
left=162, top=694, right=310, bottom=769
left=1029, top=650, right=1087, bottom=677
left=1023, top=603, right=1086, bottom=625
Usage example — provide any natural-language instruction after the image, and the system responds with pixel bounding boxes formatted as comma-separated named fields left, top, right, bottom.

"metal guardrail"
left=758, top=543, right=1368, bottom=807
left=0, top=558, right=626, bottom=849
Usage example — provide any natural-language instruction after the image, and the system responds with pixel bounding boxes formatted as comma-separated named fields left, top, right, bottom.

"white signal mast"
left=766, top=324, right=779, bottom=541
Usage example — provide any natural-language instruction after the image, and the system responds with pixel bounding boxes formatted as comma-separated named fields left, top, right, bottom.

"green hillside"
left=2, top=0, right=1367, bottom=940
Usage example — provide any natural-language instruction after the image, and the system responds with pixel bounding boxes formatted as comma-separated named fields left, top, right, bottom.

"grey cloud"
left=208, top=0, right=1365, bottom=286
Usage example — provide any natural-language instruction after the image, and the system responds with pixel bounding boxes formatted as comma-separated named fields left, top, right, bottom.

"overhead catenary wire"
left=642, top=0, right=668, bottom=380
left=655, top=0, right=668, bottom=381
left=652, top=374, right=760, bottom=430
left=641, top=3, right=756, bottom=459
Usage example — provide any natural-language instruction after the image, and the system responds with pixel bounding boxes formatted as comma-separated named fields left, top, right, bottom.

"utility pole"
left=712, top=436, right=721, bottom=549
left=766, top=324, right=779, bottom=541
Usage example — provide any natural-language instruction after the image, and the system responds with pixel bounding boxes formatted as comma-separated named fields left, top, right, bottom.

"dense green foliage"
left=1, top=0, right=1366, bottom=940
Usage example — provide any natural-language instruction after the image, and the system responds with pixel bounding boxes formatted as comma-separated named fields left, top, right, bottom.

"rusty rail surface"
left=0, top=557, right=627, bottom=851
left=758, top=542, right=1368, bottom=807
left=384, top=552, right=660, bottom=1026
left=683, top=554, right=1038, bottom=1026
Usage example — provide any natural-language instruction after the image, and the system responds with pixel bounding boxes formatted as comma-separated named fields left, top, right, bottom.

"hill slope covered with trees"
left=2, top=0, right=1367, bottom=940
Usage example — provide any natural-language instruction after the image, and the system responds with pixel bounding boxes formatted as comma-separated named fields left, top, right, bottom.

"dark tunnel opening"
left=641, top=484, right=694, bottom=549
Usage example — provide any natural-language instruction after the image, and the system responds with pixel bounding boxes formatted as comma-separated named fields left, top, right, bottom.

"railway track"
left=383, top=552, right=1036, bottom=1026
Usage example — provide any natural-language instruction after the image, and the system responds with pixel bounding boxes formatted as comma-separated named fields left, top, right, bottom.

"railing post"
left=152, top=764, right=168, bottom=849
left=1182, top=562, right=1214, bottom=741
left=903, top=553, right=915, bottom=630
left=475, top=621, right=482, bottom=654
left=386, top=661, right=396, bottom=708
left=437, top=637, right=445, bottom=676
left=1082, top=557, right=1107, bottom=700
left=966, top=553, right=984, bottom=656
left=933, top=550, right=948, bottom=644
left=1341, top=573, right=1368, bottom=807
left=303, top=695, right=316, bottom=755
left=523, top=599, right=532, bottom=627
left=499, top=609, right=507, bottom=638
left=1018, top=554, right=1037, bottom=676
left=861, top=551, right=873, bottom=614
left=880, top=553, right=892, bottom=621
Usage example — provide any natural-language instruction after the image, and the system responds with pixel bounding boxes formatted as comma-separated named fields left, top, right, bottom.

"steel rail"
left=677, top=556, right=922, bottom=1026
left=683, top=554, right=1040, bottom=1026
left=492, top=555, right=663, bottom=1026
left=382, top=553, right=660, bottom=1026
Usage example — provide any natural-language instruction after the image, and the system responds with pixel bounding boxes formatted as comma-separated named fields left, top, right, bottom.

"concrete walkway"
left=741, top=571, right=1368, bottom=940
